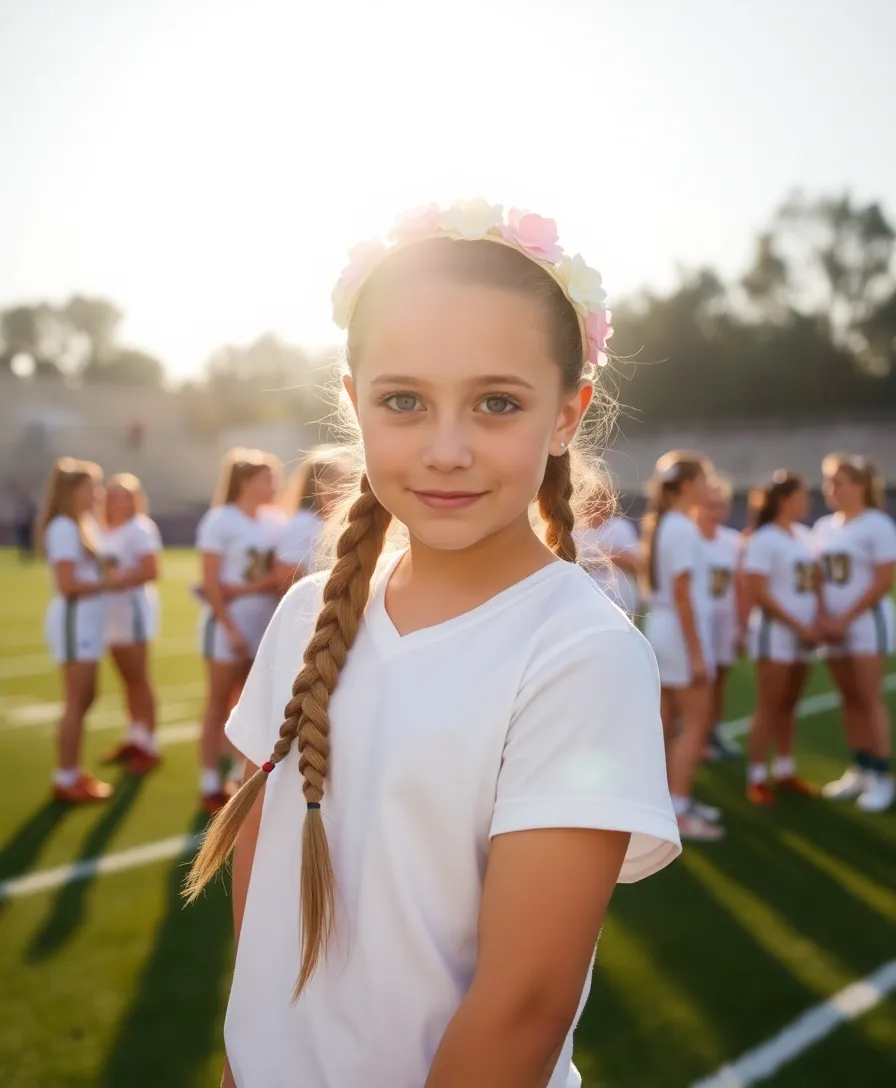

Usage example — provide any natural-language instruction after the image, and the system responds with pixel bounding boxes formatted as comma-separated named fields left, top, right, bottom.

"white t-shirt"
left=743, top=524, right=817, bottom=625
left=702, top=526, right=742, bottom=618
left=576, top=517, right=640, bottom=615
left=813, top=510, right=896, bottom=616
left=195, top=504, right=282, bottom=586
left=276, top=508, right=324, bottom=573
left=44, top=516, right=102, bottom=590
left=649, top=511, right=711, bottom=617
left=224, top=553, right=680, bottom=1088
left=103, top=514, right=162, bottom=572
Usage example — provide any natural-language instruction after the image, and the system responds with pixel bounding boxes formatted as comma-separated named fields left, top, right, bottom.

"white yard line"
left=691, top=959, right=896, bottom=1088
left=0, top=637, right=199, bottom=680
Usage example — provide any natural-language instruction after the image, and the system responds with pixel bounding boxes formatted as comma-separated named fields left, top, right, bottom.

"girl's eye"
left=479, top=395, right=519, bottom=416
left=383, top=393, right=423, bottom=413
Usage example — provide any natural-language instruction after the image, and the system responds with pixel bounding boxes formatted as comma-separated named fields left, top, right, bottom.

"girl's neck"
left=773, top=516, right=793, bottom=533
left=235, top=498, right=260, bottom=518
left=667, top=498, right=691, bottom=516
left=694, top=511, right=716, bottom=540
left=839, top=504, right=865, bottom=522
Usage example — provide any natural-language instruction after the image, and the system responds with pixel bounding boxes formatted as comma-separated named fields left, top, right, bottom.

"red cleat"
left=100, top=741, right=140, bottom=765
left=747, top=782, right=776, bottom=806
left=53, top=773, right=113, bottom=804
left=126, top=749, right=162, bottom=775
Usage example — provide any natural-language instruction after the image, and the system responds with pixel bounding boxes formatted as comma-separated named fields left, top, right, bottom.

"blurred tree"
left=81, top=347, right=165, bottom=386
left=62, top=295, right=123, bottom=365
left=0, top=304, right=63, bottom=374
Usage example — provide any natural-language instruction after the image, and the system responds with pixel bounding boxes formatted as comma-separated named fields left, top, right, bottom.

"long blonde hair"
left=35, top=457, right=103, bottom=559
left=106, top=472, right=149, bottom=520
left=210, top=448, right=280, bottom=507
left=282, top=444, right=353, bottom=517
left=184, top=236, right=615, bottom=995
left=822, top=452, right=884, bottom=510
left=641, top=450, right=711, bottom=593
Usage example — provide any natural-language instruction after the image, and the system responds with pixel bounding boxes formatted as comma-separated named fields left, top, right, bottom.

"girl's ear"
left=343, top=375, right=359, bottom=420
left=550, top=381, right=593, bottom=457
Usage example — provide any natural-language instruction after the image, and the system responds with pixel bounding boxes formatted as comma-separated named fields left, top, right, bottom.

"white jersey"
left=649, top=511, right=712, bottom=618
left=43, top=516, right=108, bottom=663
left=703, top=526, right=742, bottom=619
left=276, top=508, right=325, bottom=574
left=576, top=516, right=640, bottom=615
left=813, top=510, right=896, bottom=617
left=103, top=515, right=163, bottom=646
left=224, top=553, right=679, bottom=1088
left=44, top=516, right=103, bottom=589
left=103, top=515, right=162, bottom=573
left=743, top=524, right=817, bottom=626
left=195, top=504, right=282, bottom=586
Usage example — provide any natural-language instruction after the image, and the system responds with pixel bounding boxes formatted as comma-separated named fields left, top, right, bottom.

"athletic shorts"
left=825, top=599, right=894, bottom=658
left=105, top=587, right=159, bottom=646
left=645, top=607, right=715, bottom=688
left=44, top=595, right=108, bottom=664
left=711, top=608, right=739, bottom=668
left=748, top=611, right=815, bottom=664
left=198, top=595, right=278, bottom=664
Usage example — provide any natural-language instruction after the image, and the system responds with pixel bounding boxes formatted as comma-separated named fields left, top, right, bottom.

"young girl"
left=695, top=475, right=747, bottom=759
left=185, top=203, right=680, bottom=1088
left=743, top=471, right=820, bottom=805
left=195, top=449, right=282, bottom=812
left=642, top=452, right=723, bottom=841
left=576, top=484, right=642, bottom=617
left=273, top=444, right=352, bottom=591
left=37, top=458, right=127, bottom=802
left=815, top=454, right=896, bottom=812
left=100, top=474, right=164, bottom=775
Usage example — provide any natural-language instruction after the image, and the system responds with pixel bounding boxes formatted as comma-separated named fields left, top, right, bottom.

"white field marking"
left=0, top=680, right=205, bottom=732
left=719, top=673, right=896, bottom=741
left=4, top=671, right=895, bottom=901
left=0, top=834, right=201, bottom=902
left=2, top=700, right=199, bottom=732
left=0, top=636, right=199, bottom=680
left=691, top=959, right=896, bottom=1088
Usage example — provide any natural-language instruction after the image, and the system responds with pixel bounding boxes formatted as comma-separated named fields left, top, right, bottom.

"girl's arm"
left=671, top=571, right=706, bottom=679
left=425, top=827, right=629, bottom=1088
left=53, top=559, right=108, bottom=598
left=201, top=553, right=246, bottom=653
left=746, top=573, right=817, bottom=641
left=834, top=562, right=894, bottom=627
left=221, top=760, right=265, bottom=1088
left=109, top=553, right=160, bottom=590
left=271, top=559, right=308, bottom=596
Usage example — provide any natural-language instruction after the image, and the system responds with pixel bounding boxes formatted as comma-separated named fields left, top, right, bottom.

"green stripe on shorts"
left=64, top=599, right=77, bottom=663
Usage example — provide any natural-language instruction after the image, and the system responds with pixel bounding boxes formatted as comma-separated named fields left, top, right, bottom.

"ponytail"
left=641, top=450, right=710, bottom=593
left=752, top=470, right=804, bottom=530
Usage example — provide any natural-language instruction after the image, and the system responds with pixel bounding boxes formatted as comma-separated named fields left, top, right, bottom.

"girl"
left=195, top=449, right=282, bottom=813
left=815, top=454, right=896, bottom=812
left=743, top=471, right=820, bottom=805
left=37, top=458, right=128, bottom=803
left=272, top=444, right=352, bottom=592
left=576, top=484, right=642, bottom=617
left=642, top=451, right=723, bottom=841
left=100, top=474, right=164, bottom=775
left=695, top=475, right=747, bottom=759
left=185, top=203, right=680, bottom=1088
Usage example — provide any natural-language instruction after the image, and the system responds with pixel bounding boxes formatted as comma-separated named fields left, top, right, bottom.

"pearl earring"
left=559, top=441, right=567, bottom=450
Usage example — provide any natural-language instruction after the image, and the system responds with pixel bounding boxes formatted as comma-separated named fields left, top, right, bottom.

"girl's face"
left=242, top=466, right=277, bottom=507
left=680, top=470, right=709, bottom=510
left=105, top=485, right=135, bottom=526
left=702, top=486, right=730, bottom=529
left=347, top=279, right=588, bottom=553
left=74, top=477, right=100, bottom=516
left=824, top=468, right=862, bottom=513
left=782, top=483, right=809, bottom=522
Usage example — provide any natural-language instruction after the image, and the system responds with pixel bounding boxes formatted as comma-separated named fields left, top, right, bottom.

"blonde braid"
left=537, top=451, right=577, bottom=562
left=183, top=479, right=392, bottom=996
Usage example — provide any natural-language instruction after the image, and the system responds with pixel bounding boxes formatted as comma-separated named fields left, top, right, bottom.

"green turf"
left=0, top=548, right=894, bottom=1087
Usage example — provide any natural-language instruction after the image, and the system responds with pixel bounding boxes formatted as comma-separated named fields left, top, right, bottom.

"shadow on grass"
left=100, top=814, right=232, bottom=1088
left=0, top=799, right=71, bottom=886
left=26, top=773, right=148, bottom=961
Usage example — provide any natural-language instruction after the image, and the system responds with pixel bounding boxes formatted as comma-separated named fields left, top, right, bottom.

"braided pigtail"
left=183, top=478, right=392, bottom=991
left=537, top=451, right=577, bottom=562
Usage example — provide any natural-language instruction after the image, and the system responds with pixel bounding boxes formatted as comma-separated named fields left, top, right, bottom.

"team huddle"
left=33, top=444, right=895, bottom=828
left=581, top=449, right=896, bottom=840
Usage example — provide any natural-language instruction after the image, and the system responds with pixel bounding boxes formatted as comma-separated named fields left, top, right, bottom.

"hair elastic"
left=307, top=802, right=321, bottom=810
left=261, top=761, right=275, bottom=775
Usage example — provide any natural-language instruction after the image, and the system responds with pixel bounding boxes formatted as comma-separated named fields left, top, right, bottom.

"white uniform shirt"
left=650, top=511, right=712, bottom=617
left=276, top=508, right=324, bottom=573
left=743, top=524, right=817, bottom=625
left=576, top=517, right=640, bottom=615
left=813, top=510, right=896, bottom=616
left=703, top=526, right=742, bottom=620
left=103, top=515, right=162, bottom=573
left=224, top=553, right=680, bottom=1088
left=44, top=516, right=102, bottom=589
left=195, top=504, right=282, bottom=586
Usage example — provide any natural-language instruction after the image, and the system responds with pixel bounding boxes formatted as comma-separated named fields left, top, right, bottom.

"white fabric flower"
left=555, top=254, right=607, bottom=316
left=442, top=199, right=504, bottom=241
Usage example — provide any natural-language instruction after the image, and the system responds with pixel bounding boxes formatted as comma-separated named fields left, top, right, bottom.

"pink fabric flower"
left=388, top=204, right=443, bottom=243
left=500, top=209, right=563, bottom=263
left=331, top=240, right=389, bottom=328
left=586, top=307, right=613, bottom=368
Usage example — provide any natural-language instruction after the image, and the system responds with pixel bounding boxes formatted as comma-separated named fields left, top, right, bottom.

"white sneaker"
left=856, top=774, right=895, bottom=813
left=692, top=801, right=722, bottom=823
left=821, top=767, right=867, bottom=801
left=677, top=812, right=725, bottom=842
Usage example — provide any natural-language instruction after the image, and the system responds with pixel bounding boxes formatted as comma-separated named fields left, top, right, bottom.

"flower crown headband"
left=331, top=199, right=613, bottom=369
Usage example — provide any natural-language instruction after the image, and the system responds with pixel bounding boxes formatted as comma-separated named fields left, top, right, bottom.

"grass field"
left=0, top=548, right=894, bottom=1087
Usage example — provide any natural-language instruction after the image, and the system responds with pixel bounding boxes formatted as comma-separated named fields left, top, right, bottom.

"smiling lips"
left=412, top=490, right=486, bottom=510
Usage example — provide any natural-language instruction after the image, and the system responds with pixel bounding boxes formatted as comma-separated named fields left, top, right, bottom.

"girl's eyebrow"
left=369, top=373, right=535, bottom=391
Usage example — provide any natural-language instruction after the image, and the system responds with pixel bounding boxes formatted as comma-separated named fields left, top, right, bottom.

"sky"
left=1, top=0, right=894, bottom=377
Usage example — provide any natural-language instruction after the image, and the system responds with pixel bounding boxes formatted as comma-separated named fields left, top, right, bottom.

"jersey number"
left=794, top=562, right=815, bottom=594
left=710, top=568, right=732, bottom=598
left=243, top=548, right=274, bottom=581
left=822, top=553, right=851, bottom=586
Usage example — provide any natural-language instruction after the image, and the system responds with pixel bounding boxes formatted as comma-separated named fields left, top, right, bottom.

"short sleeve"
left=667, top=521, right=698, bottom=578
left=44, top=518, right=82, bottom=563
left=135, top=518, right=163, bottom=555
left=870, top=515, right=896, bottom=564
left=276, top=513, right=321, bottom=568
left=606, top=518, right=639, bottom=556
left=490, top=625, right=681, bottom=883
left=196, top=509, right=227, bottom=553
left=743, top=532, right=772, bottom=575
